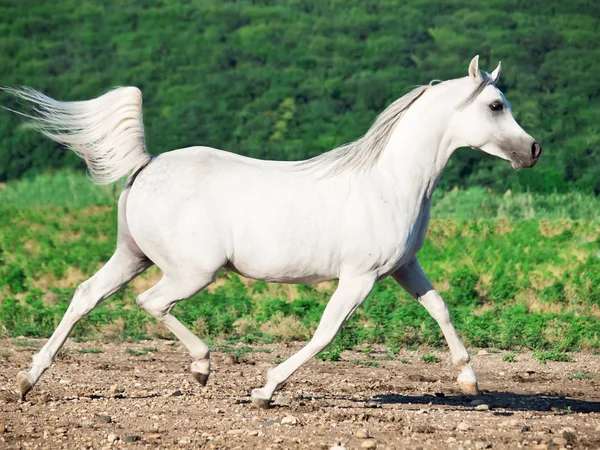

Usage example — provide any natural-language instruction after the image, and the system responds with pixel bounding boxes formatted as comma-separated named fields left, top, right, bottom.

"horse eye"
left=489, top=102, right=504, bottom=112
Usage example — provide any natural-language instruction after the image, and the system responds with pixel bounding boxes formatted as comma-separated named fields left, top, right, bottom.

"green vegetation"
left=125, top=347, right=158, bottom=356
left=567, top=371, right=594, bottom=380
left=76, top=347, right=103, bottom=354
left=1, top=1, right=599, bottom=195
left=0, top=1, right=599, bottom=358
left=502, top=352, right=516, bottom=362
left=422, top=354, right=441, bottom=363
left=533, top=350, right=574, bottom=363
left=349, top=360, right=380, bottom=367
left=1, top=199, right=599, bottom=355
left=2, top=170, right=600, bottom=220
left=12, top=338, right=39, bottom=347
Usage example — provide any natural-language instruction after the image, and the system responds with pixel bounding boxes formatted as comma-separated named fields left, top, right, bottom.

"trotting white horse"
left=5, top=55, right=541, bottom=407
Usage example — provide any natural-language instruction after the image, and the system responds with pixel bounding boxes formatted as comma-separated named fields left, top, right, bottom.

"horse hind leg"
left=17, top=247, right=151, bottom=400
left=135, top=273, right=217, bottom=386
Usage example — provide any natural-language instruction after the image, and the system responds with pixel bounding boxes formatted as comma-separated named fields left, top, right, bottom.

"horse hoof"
left=251, top=397, right=272, bottom=409
left=17, top=371, right=33, bottom=401
left=192, top=371, right=209, bottom=387
left=458, top=381, right=479, bottom=396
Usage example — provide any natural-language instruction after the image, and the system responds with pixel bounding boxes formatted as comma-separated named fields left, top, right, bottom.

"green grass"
left=2, top=171, right=600, bottom=220
left=12, top=339, right=39, bottom=347
left=125, top=348, right=159, bottom=356
left=348, top=360, right=380, bottom=367
left=1, top=174, right=600, bottom=355
left=0, top=171, right=118, bottom=208
left=533, top=351, right=574, bottom=364
left=502, top=352, right=516, bottom=362
left=567, top=371, right=595, bottom=380
left=76, top=347, right=103, bottom=354
left=422, top=354, right=441, bottom=363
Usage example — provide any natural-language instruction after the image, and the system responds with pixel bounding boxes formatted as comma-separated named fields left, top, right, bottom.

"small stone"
left=231, top=371, right=243, bottom=377
left=475, top=404, right=490, bottom=411
left=109, top=384, right=121, bottom=395
left=227, top=429, right=245, bottom=435
left=58, top=378, right=70, bottom=385
left=54, top=428, right=67, bottom=435
left=446, top=437, right=456, bottom=443
left=356, top=429, right=371, bottom=439
left=457, top=422, right=470, bottom=431
left=107, top=434, right=119, bottom=443
left=178, top=437, right=191, bottom=445
left=170, top=390, right=183, bottom=397
left=475, top=442, right=490, bottom=449
left=531, top=445, right=547, bottom=450
left=477, top=350, right=489, bottom=356
left=123, top=435, right=141, bottom=443
left=561, top=429, right=576, bottom=443
left=552, top=437, right=568, bottom=446
left=361, top=440, right=377, bottom=449
left=281, top=415, right=298, bottom=425
left=80, top=420, right=94, bottom=427
left=499, top=419, right=519, bottom=428
left=94, top=414, right=112, bottom=424
left=521, top=424, right=531, bottom=432
left=263, top=419, right=281, bottom=427
left=247, top=430, right=259, bottom=436
left=331, top=446, right=347, bottom=450
left=273, top=395, right=292, bottom=406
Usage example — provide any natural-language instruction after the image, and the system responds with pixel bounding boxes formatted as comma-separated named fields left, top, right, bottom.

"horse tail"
left=2, top=86, right=151, bottom=185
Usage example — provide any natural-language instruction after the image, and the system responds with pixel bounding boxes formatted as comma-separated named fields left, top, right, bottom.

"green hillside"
left=1, top=0, right=599, bottom=193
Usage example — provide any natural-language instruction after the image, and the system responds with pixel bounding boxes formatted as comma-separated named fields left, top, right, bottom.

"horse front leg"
left=251, top=274, right=376, bottom=408
left=392, top=256, right=479, bottom=395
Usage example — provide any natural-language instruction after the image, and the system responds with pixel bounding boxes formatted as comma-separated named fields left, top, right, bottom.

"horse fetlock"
left=452, top=355, right=471, bottom=367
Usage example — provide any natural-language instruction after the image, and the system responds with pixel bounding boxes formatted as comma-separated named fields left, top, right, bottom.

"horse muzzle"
left=511, top=141, right=542, bottom=169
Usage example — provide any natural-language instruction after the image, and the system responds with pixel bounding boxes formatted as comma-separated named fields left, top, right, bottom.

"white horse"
left=5, top=55, right=541, bottom=407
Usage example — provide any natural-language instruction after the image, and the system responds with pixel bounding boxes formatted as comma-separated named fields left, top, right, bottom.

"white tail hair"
left=2, top=86, right=151, bottom=184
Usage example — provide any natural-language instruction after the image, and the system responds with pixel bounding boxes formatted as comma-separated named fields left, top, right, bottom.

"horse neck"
left=376, top=92, right=459, bottom=201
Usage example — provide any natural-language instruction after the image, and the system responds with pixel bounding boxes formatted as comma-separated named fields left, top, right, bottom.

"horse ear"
left=491, top=61, right=502, bottom=84
left=468, top=55, right=481, bottom=83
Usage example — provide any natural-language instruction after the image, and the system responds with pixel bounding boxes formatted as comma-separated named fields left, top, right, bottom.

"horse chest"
left=370, top=202, right=431, bottom=277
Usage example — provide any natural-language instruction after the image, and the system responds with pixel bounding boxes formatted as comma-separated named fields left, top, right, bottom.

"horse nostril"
left=531, top=142, right=542, bottom=159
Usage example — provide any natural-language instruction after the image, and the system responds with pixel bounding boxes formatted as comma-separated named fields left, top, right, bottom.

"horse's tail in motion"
left=2, top=86, right=150, bottom=185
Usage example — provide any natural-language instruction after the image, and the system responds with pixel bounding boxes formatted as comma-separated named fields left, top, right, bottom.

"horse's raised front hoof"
left=17, top=371, right=33, bottom=401
left=457, top=380, right=479, bottom=396
left=192, top=371, right=209, bottom=387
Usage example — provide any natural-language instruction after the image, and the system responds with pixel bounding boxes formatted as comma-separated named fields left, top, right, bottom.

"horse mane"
left=299, top=76, right=492, bottom=175
left=296, top=84, right=430, bottom=175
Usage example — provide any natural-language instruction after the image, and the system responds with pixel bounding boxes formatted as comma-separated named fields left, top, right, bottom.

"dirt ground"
left=0, top=339, right=599, bottom=450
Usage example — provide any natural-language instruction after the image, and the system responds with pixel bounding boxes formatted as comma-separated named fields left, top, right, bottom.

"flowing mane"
left=297, top=84, right=430, bottom=174
left=298, top=75, right=495, bottom=175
